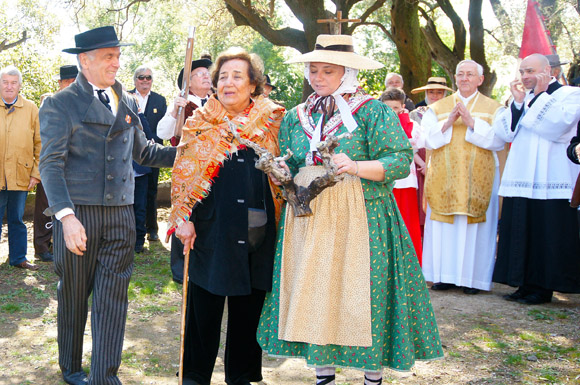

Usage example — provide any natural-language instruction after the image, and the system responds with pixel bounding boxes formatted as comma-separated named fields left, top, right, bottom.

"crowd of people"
left=1, top=24, right=579, bottom=385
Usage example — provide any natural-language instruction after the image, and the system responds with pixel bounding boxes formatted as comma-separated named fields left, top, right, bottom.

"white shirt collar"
left=457, top=90, right=478, bottom=104
left=135, top=90, right=150, bottom=112
left=187, top=93, right=208, bottom=108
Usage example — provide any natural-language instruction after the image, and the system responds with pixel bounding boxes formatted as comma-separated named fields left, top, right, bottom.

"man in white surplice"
left=492, top=53, right=580, bottom=305
left=420, top=60, right=504, bottom=294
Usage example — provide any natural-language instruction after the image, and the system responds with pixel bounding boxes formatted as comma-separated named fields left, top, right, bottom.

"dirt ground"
left=0, top=207, right=579, bottom=385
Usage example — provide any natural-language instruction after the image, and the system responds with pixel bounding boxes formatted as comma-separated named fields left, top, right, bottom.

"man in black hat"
left=157, top=57, right=212, bottom=284
left=546, top=54, right=569, bottom=83
left=34, top=65, right=79, bottom=264
left=263, top=74, right=277, bottom=98
left=157, top=58, right=212, bottom=143
left=57, top=65, right=79, bottom=89
left=39, top=26, right=176, bottom=385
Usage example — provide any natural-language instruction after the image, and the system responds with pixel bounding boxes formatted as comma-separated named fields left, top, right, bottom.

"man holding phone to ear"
left=492, top=53, right=580, bottom=305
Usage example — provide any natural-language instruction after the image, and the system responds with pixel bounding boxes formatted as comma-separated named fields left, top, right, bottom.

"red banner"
left=519, top=0, right=556, bottom=58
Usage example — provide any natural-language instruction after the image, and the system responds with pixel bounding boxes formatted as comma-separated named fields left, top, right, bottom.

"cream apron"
left=278, top=166, right=372, bottom=347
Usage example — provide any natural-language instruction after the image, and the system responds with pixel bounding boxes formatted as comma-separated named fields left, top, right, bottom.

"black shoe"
left=36, top=251, right=54, bottom=262
left=431, top=282, right=456, bottom=291
left=62, top=370, right=88, bottom=385
left=462, top=287, right=480, bottom=295
left=517, top=292, right=552, bottom=305
left=503, top=287, right=529, bottom=302
left=148, top=233, right=160, bottom=242
left=182, top=378, right=200, bottom=385
left=135, top=244, right=144, bottom=253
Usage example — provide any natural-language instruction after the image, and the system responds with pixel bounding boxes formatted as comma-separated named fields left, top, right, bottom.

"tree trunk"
left=391, top=0, right=432, bottom=102
left=488, top=0, right=519, bottom=56
left=418, top=0, right=467, bottom=89
left=468, top=0, right=496, bottom=96
left=539, top=0, right=562, bottom=43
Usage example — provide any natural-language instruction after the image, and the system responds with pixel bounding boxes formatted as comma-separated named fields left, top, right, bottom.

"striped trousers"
left=53, top=205, right=136, bottom=385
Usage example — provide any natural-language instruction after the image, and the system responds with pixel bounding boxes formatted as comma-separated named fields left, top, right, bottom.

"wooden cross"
left=317, top=11, right=361, bottom=35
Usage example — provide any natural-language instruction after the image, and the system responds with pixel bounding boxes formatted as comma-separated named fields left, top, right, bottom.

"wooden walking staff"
left=571, top=172, right=580, bottom=208
left=175, top=26, right=196, bottom=140
left=178, top=246, right=191, bottom=385
left=317, top=11, right=360, bottom=35
left=176, top=26, right=195, bottom=379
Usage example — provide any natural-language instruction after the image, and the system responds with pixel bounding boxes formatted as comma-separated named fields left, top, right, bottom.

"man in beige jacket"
left=0, top=65, right=41, bottom=270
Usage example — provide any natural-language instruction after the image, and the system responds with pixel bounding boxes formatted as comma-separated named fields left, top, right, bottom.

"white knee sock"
left=364, top=370, right=382, bottom=385
left=316, top=367, right=336, bottom=384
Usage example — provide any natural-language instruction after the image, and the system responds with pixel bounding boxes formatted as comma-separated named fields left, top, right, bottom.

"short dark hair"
left=211, top=47, right=265, bottom=97
left=379, top=87, right=406, bottom=103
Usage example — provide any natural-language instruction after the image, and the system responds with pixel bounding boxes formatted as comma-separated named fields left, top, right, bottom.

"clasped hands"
left=442, top=101, right=474, bottom=133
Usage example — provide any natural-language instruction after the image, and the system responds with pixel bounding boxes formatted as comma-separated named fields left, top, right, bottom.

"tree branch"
left=0, top=31, right=28, bottom=52
left=106, top=0, right=149, bottom=13
left=419, top=7, right=461, bottom=81
left=358, top=0, right=387, bottom=21
left=355, top=21, right=393, bottom=41
left=562, top=23, right=578, bottom=58
left=346, top=0, right=388, bottom=35
left=224, top=0, right=308, bottom=52
left=435, top=0, right=466, bottom=55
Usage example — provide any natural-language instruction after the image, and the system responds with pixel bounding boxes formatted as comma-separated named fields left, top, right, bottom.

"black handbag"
left=247, top=171, right=268, bottom=253
left=248, top=207, right=267, bottom=253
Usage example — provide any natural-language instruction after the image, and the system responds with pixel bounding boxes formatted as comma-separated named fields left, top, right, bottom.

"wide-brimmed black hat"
left=265, top=74, right=277, bottom=90
left=63, top=26, right=134, bottom=54
left=177, top=58, right=213, bottom=88
left=56, top=65, right=78, bottom=80
left=545, top=54, right=569, bottom=67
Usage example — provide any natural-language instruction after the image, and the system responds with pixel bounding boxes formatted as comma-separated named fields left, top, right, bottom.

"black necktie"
left=201, top=97, right=207, bottom=106
left=97, top=89, right=112, bottom=112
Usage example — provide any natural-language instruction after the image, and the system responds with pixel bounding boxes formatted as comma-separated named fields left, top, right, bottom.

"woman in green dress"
left=257, top=34, right=444, bottom=385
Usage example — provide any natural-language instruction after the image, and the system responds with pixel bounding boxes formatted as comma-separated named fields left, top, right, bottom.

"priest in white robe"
left=492, top=53, right=580, bottom=305
left=421, top=60, right=504, bottom=294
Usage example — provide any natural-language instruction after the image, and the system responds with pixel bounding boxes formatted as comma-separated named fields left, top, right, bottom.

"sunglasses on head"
left=137, top=75, right=152, bottom=81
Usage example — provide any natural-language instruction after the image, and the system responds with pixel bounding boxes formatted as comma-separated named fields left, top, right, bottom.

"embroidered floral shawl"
left=167, top=94, right=285, bottom=236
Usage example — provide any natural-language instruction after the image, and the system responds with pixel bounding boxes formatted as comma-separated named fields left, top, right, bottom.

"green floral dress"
left=257, top=97, right=443, bottom=371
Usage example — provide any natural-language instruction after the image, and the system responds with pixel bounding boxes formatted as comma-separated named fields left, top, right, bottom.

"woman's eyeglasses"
left=137, top=75, right=152, bottom=81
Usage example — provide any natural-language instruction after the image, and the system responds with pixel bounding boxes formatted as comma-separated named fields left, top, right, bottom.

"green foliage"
left=0, top=0, right=65, bottom=105
left=249, top=39, right=303, bottom=109
left=0, top=303, right=21, bottom=313
left=159, top=167, right=172, bottom=182
left=504, top=354, right=523, bottom=365
left=528, top=309, right=570, bottom=321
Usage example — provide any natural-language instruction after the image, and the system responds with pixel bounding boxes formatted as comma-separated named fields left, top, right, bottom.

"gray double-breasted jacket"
left=39, top=72, right=176, bottom=216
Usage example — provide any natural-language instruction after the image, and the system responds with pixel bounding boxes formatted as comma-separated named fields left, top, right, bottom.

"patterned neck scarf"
left=297, top=87, right=373, bottom=165
left=302, top=65, right=362, bottom=163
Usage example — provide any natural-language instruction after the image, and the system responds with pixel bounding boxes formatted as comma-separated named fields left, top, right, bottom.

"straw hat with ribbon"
left=411, top=77, right=454, bottom=94
left=286, top=34, right=383, bottom=155
left=286, top=34, right=383, bottom=70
